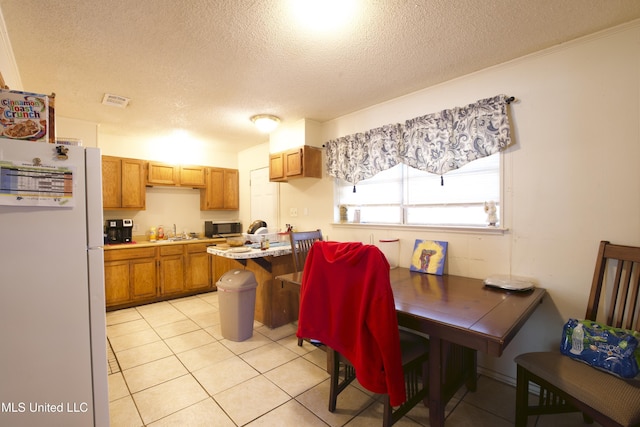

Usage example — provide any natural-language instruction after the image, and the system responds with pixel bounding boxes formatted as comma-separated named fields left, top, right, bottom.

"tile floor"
left=106, top=292, right=600, bottom=426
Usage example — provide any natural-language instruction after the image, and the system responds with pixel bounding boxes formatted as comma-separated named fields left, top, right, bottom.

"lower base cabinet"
left=105, top=247, right=157, bottom=307
left=186, top=243, right=213, bottom=291
left=105, top=242, right=213, bottom=310
left=159, top=245, right=185, bottom=295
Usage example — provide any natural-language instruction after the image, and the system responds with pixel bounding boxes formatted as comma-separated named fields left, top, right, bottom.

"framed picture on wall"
left=409, top=240, right=448, bottom=275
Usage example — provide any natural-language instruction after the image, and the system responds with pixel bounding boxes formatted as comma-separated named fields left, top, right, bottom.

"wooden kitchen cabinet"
left=130, top=258, right=158, bottom=300
left=102, top=156, right=146, bottom=210
left=146, top=162, right=206, bottom=188
left=105, top=241, right=214, bottom=310
left=200, top=167, right=239, bottom=210
left=185, top=243, right=213, bottom=291
left=158, top=245, right=185, bottom=295
left=179, top=165, right=206, bottom=188
left=103, top=260, right=130, bottom=306
left=147, top=161, right=178, bottom=186
left=269, top=145, right=322, bottom=182
left=269, top=152, right=285, bottom=181
left=104, top=247, right=157, bottom=307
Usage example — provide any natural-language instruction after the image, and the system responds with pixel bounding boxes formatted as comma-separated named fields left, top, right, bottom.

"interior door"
left=250, top=167, right=279, bottom=231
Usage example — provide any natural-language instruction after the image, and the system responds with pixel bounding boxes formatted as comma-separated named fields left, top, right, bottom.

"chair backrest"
left=289, top=229, right=323, bottom=272
left=297, top=241, right=408, bottom=405
left=585, top=240, right=640, bottom=331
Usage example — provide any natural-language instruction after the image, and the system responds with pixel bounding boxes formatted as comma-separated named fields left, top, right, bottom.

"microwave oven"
left=204, top=221, right=242, bottom=237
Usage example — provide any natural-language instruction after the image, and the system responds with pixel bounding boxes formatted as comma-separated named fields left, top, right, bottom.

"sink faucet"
left=173, top=224, right=177, bottom=238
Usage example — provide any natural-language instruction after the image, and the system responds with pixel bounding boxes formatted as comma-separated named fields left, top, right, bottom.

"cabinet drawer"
left=159, top=245, right=184, bottom=256
left=186, top=242, right=210, bottom=253
left=105, top=247, right=156, bottom=261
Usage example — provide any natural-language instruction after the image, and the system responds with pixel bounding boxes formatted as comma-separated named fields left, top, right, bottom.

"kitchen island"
left=207, top=243, right=297, bottom=328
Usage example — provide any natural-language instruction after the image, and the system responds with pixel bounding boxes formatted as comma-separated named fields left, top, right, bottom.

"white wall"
left=240, top=20, right=640, bottom=383
left=56, top=117, right=99, bottom=148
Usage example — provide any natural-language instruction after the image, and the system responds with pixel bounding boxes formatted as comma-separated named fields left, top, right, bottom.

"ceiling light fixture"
left=251, top=114, right=280, bottom=133
left=290, top=0, right=357, bottom=33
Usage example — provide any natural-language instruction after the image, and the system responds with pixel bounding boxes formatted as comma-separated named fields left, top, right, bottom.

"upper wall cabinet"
left=147, top=162, right=206, bottom=188
left=200, top=167, right=239, bottom=210
left=102, top=156, right=146, bottom=210
left=179, top=165, right=207, bottom=188
left=269, top=145, right=322, bottom=182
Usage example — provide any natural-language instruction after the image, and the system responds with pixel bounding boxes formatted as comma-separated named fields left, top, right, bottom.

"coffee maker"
left=105, top=219, right=133, bottom=244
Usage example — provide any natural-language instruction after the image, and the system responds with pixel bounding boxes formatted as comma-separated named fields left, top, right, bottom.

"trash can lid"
left=217, top=269, right=258, bottom=290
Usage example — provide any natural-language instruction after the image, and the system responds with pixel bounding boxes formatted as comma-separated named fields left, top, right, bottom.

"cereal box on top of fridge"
left=0, top=89, right=51, bottom=143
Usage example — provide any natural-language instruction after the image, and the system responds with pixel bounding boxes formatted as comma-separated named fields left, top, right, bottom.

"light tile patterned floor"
left=106, top=292, right=600, bottom=426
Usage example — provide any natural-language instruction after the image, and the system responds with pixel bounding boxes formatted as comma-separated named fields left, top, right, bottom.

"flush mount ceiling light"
left=251, top=114, right=280, bottom=133
left=290, top=0, right=357, bottom=33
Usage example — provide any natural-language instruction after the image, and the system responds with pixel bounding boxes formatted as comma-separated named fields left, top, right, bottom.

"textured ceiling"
left=1, top=0, right=639, bottom=151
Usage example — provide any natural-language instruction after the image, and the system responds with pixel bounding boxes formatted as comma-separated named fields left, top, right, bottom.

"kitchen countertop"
left=104, top=237, right=224, bottom=250
left=207, top=243, right=292, bottom=259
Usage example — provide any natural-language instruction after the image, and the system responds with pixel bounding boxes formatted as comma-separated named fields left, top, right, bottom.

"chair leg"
left=421, top=360, right=429, bottom=406
left=515, top=365, right=530, bottom=427
left=328, top=349, right=340, bottom=412
left=327, top=348, right=357, bottom=413
left=382, top=396, right=393, bottom=427
left=297, top=337, right=303, bottom=346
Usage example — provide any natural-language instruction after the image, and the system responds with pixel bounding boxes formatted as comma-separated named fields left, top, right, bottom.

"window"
left=335, top=153, right=501, bottom=227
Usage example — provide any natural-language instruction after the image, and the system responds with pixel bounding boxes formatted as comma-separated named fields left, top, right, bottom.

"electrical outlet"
left=290, top=207, right=298, bottom=217
left=133, top=224, right=139, bottom=232
left=303, top=208, right=309, bottom=216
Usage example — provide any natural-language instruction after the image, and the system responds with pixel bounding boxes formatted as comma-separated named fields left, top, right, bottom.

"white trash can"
left=216, top=269, right=258, bottom=341
left=378, top=238, right=400, bottom=269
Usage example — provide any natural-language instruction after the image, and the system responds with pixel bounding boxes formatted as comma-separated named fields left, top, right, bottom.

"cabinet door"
left=159, top=245, right=185, bottom=295
left=121, top=158, right=146, bottom=209
left=211, top=255, right=242, bottom=287
left=179, top=165, right=206, bottom=188
left=284, top=148, right=303, bottom=177
left=185, top=251, right=211, bottom=291
left=130, top=258, right=157, bottom=300
left=104, top=260, right=130, bottom=306
left=102, top=156, right=122, bottom=209
left=223, top=169, right=239, bottom=209
left=269, top=153, right=285, bottom=181
left=202, top=168, right=224, bottom=209
left=200, top=168, right=239, bottom=210
left=147, top=162, right=178, bottom=186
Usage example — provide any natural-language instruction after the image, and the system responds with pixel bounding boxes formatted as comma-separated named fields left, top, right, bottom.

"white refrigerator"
left=0, top=137, right=109, bottom=426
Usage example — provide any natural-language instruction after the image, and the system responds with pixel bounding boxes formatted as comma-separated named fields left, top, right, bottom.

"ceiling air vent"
left=102, top=93, right=130, bottom=108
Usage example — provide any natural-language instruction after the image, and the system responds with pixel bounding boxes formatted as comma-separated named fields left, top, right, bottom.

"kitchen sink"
left=151, top=237, right=207, bottom=243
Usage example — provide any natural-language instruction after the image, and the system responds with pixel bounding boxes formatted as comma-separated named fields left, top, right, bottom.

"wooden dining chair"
left=514, top=240, right=640, bottom=427
left=290, top=229, right=323, bottom=346
left=297, top=241, right=429, bottom=427
left=289, top=229, right=323, bottom=272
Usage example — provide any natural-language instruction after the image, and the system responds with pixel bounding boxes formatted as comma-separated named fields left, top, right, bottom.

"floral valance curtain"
left=325, top=94, right=512, bottom=186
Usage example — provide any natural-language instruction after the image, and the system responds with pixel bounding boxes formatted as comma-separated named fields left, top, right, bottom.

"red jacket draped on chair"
left=296, top=241, right=407, bottom=406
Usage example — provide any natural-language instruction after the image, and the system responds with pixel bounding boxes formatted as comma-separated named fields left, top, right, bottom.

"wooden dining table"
left=275, top=268, right=546, bottom=427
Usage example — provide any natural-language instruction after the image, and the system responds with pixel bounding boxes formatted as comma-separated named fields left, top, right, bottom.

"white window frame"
left=333, top=153, right=506, bottom=232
